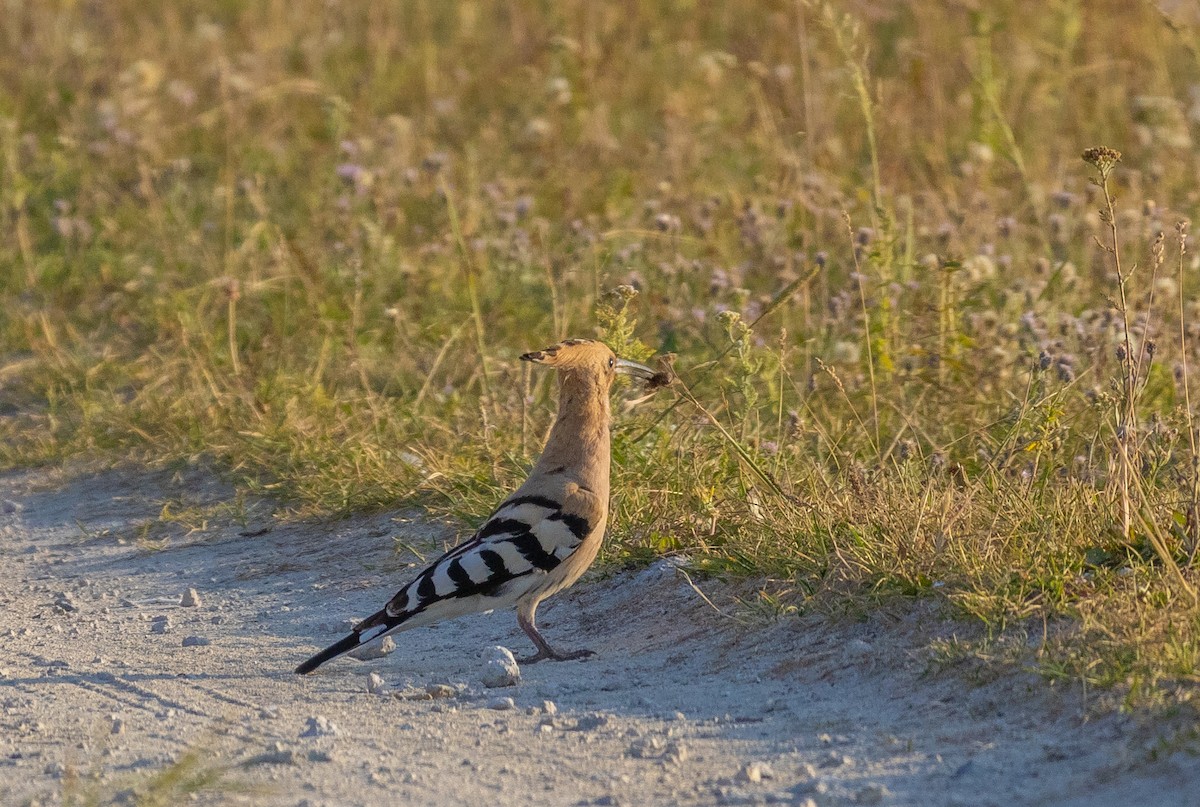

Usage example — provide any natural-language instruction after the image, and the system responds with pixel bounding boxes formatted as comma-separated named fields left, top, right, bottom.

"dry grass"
left=3, top=0, right=1200, bottom=707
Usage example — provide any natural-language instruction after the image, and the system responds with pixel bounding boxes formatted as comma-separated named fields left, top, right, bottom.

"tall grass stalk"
left=1084, top=147, right=1138, bottom=537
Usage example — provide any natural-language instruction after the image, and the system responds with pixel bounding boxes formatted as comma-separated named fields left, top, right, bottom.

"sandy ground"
left=0, top=462, right=1197, bottom=807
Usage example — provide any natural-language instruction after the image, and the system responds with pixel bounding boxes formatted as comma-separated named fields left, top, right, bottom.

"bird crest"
left=520, top=338, right=609, bottom=369
left=521, top=339, right=657, bottom=381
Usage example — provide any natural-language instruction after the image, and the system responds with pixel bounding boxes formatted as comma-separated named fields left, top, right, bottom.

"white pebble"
left=366, top=673, right=388, bottom=695
left=179, top=588, right=202, bottom=607
left=426, top=683, right=457, bottom=699
left=737, top=761, right=774, bottom=783
left=299, top=716, right=340, bottom=738
left=348, top=636, right=395, bottom=661
left=487, top=696, right=515, bottom=711
left=481, top=645, right=521, bottom=688
left=820, top=751, right=852, bottom=768
left=663, top=741, right=688, bottom=765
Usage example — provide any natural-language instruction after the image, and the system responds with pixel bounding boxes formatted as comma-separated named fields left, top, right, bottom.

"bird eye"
left=608, top=357, right=615, bottom=369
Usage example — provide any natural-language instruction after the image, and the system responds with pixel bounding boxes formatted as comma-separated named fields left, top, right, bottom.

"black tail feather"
left=295, top=609, right=403, bottom=675
left=295, top=631, right=363, bottom=675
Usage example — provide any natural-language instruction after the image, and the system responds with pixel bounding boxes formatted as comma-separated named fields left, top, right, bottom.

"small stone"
left=150, top=615, right=171, bottom=634
left=181, top=635, right=210, bottom=647
left=574, top=713, right=610, bottom=731
left=307, top=750, right=335, bottom=763
left=855, top=784, right=889, bottom=805
left=258, top=706, right=280, bottom=719
left=481, top=646, right=521, bottom=688
left=348, top=636, right=395, bottom=661
left=366, top=673, right=388, bottom=695
left=243, top=746, right=298, bottom=766
left=426, top=684, right=457, bottom=699
left=737, top=762, right=773, bottom=783
left=53, top=593, right=77, bottom=613
left=628, top=737, right=665, bottom=758
left=663, top=741, right=688, bottom=765
left=820, top=751, right=851, bottom=768
left=486, top=696, right=515, bottom=711
left=541, top=700, right=558, bottom=715
left=2, top=499, right=21, bottom=514
left=110, top=715, right=125, bottom=735
left=299, top=716, right=340, bottom=738
left=393, top=687, right=432, bottom=701
left=179, top=589, right=202, bottom=607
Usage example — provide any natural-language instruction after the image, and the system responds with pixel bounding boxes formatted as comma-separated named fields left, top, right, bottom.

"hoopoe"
left=295, top=339, right=659, bottom=674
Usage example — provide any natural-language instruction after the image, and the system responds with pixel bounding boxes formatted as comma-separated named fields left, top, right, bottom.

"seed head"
left=1081, top=147, right=1121, bottom=178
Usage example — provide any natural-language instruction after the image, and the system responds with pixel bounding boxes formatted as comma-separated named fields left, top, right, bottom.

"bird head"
left=520, top=338, right=657, bottom=387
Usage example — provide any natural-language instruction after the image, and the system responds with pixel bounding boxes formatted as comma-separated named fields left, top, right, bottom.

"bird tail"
left=294, top=608, right=400, bottom=675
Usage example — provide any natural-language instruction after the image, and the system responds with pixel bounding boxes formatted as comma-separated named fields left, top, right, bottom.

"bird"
left=295, top=338, right=660, bottom=674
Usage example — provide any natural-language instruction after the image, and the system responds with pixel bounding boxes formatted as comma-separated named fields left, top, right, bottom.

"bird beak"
left=614, top=358, right=657, bottom=380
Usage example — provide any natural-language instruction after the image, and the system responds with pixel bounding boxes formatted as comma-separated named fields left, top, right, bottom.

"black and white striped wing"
left=365, top=493, right=594, bottom=634
left=294, top=488, right=602, bottom=674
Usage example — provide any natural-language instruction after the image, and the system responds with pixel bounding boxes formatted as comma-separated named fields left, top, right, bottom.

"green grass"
left=4, top=0, right=1200, bottom=707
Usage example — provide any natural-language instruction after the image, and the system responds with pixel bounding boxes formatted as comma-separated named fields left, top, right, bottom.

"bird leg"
left=517, top=608, right=594, bottom=664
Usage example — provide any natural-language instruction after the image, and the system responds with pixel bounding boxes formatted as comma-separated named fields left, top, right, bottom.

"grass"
left=58, top=744, right=250, bottom=807
left=3, top=0, right=1200, bottom=708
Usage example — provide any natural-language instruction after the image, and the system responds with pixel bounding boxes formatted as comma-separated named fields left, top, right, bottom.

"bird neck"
left=533, top=370, right=612, bottom=491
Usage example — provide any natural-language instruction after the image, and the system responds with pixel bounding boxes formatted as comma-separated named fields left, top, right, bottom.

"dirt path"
left=0, top=464, right=1195, bottom=807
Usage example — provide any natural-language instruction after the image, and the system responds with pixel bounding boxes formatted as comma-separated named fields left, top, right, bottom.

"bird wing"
left=295, top=482, right=605, bottom=673
left=357, top=483, right=604, bottom=636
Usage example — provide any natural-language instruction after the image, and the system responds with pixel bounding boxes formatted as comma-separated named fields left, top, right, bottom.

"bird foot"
left=517, top=647, right=596, bottom=665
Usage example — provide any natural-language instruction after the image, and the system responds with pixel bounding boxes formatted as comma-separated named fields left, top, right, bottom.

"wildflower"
left=335, top=163, right=363, bottom=182
left=1081, top=146, right=1122, bottom=178
left=1051, top=190, right=1075, bottom=209
left=613, top=284, right=639, bottom=302
left=654, top=213, right=681, bottom=233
